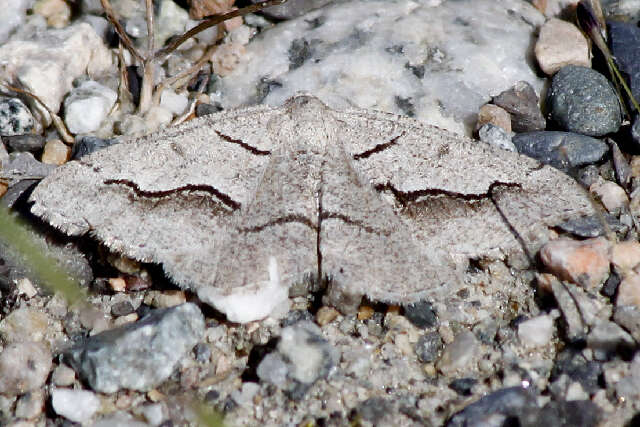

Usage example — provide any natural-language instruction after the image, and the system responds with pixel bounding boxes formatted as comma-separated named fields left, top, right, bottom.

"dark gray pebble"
left=449, top=378, right=477, bottom=396
left=492, top=81, right=546, bottom=132
left=193, top=342, right=212, bottom=363
left=608, top=21, right=640, bottom=104
left=551, top=348, right=603, bottom=395
left=555, top=213, right=627, bottom=238
left=415, top=331, right=443, bottom=363
left=1, top=152, right=56, bottom=207
left=110, top=301, right=135, bottom=317
left=403, top=300, right=437, bottom=328
left=2, top=134, right=45, bottom=153
left=0, top=97, right=34, bottom=136
left=512, top=131, right=608, bottom=171
left=195, top=103, right=222, bottom=117
left=547, top=65, right=621, bottom=136
left=72, top=136, right=119, bottom=160
left=64, top=303, right=205, bottom=393
left=446, top=386, right=538, bottom=427
left=521, top=400, right=601, bottom=427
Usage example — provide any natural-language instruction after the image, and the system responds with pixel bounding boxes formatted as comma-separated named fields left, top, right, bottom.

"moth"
left=30, top=95, right=594, bottom=322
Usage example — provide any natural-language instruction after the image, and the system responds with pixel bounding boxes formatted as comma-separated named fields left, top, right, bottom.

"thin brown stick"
left=100, top=0, right=144, bottom=63
left=154, top=0, right=288, bottom=61
left=1, top=83, right=74, bottom=144
left=145, top=0, right=155, bottom=57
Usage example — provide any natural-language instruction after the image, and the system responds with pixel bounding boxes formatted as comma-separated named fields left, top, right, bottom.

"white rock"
left=64, top=81, right=117, bottom=134
left=517, top=315, right=554, bottom=347
left=213, top=0, right=545, bottom=136
left=231, top=382, right=260, bottom=406
left=160, top=89, right=189, bottom=116
left=51, top=388, right=100, bottom=423
left=535, top=18, right=591, bottom=75
left=0, top=0, right=33, bottom=44
left=0, top=23, right=113, bottom=123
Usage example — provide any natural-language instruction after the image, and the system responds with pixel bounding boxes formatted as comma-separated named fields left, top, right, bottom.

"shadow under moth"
left=29, top=95, right=594, bottom=322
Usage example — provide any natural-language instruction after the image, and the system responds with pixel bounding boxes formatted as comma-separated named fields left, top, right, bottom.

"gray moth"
left=29, top=95, right=594, bottom=323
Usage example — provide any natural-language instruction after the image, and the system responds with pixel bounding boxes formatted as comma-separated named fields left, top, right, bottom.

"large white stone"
left=0, top=22, right=113, bottom=124
left=212, top=0, right=545, bottom=136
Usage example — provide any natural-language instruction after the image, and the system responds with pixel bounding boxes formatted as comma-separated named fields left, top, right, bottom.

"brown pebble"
left=357, top=304, right=375, bottom=320
left=535, top=18, right=590, bottom=75
left=316, top=306, right=340, bottom=326
left=189, top=0, right=234, bottom=19
left=590, top=179, right=629, bottom=213
left=151, top=290, right=187, bottom=308
left=611, top=241, right=640, bottom=272
left=0, top=181, right=7, bottom=198
left=41, top=139, right=70, bottom=165
left=147, top=389, right=165, bottom=402
left=108, top=277, right=127, bottom=293
left=476, top=104, right=512, bottom=133
left=539, top=237, right=610, bottom=290
left=617, top=272, right=640, bottom=308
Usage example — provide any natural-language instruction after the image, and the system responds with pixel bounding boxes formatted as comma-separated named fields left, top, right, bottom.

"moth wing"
left=335, top=108, right=595, bottom=261
left=29, top=105, right=279, bottom=290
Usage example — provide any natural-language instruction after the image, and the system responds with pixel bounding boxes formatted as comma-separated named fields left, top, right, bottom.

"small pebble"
left=478, top=123, right=516, bottom=151
left=492, top=81, right=546, bottom=132
left=64, top=80, right=117, bottom=134
left=315, top=306, right=340, bottom=326
left=512, top=131, right=608, bottom=171
left=589, top=179, right=628, bottom=213
left=547, top=65, right=621, bottom=137
left=15, top=389, right=44, bottom=419
left=415, top=331, right=443, bottom=364
left=231, top=382, right=260, bottom=407
left=65, top=303, right=205, bottom=393
left=358, top=397, right=394, bottom=422
left=476, top=104, right=511, bottom=133
left=257, top=353, right=289, bottom=387
left=587, top=321, right=634, bottom=361
left=534, top=18, right=590, bottom=75
left=108, top=277, right=127, bottom=292
left=616, top=272, right=640, bottom=309
left=614, top=305, right=640, bottom=343
left=111, top=300, right=135, bottom=317
left=555, top=213, right=626, bottom=238
left=15, top=277, right=38, bottom=298
left=403, top=300, right=437, bottom=329
left=540, top=237, right=610, bottom=290
left=189, top=0, right=235, bottom=19
left=51, top=364, right=76, bottom=387
left=0, top=307, right=50, bottom=343
left=2, top=134, right=45, bottom=153
left=193, top=342, right=212, bottom=363
left=33, top=0, right=71, bottom=28
left=0, top=341, right=52, bottom=395
left=449, top=377, right=477, bottom=396
left=611, top=240, right=640, bottom=272
left=41, top=139, right=70, bottom=165
left=150, top=290, right=187, bottom=308
left=160, top=89, right=189, bottom=116
left=357, top=304, right=375, bottom=321
left=0, top=98, right=35, bottom=136
left=517, top=315, right=554, bottom=347
left=72, top=135, right=118, bottom=159
left=211, top=42, right=246, bottom=77
left=51, top=388, right=101, bottom=424
left=437, top=330, right=479, bottom=375
left=447, top=387, right=538, bottom=427
left=196, top=102, right=222, bottom=117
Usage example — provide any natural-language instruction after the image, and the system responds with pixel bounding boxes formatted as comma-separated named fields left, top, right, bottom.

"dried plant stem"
left=154, top=0, right=288, bottom=62
left=100, top=0, right=144, bottom=63
left=1, top=83, right=74, bottom=144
